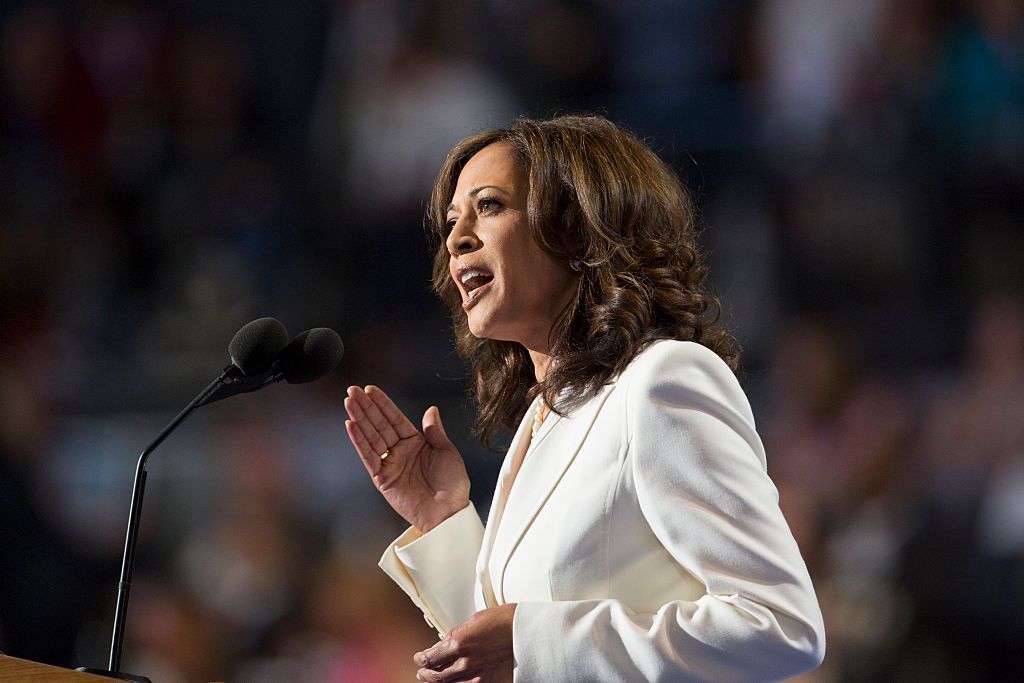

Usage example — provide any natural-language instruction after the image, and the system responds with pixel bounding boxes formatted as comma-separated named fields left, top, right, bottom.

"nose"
left=446, top=216, right=480, bottom=257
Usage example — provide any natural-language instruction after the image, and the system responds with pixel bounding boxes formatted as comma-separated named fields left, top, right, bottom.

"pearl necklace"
left=531, top=399, right=546, bottom=440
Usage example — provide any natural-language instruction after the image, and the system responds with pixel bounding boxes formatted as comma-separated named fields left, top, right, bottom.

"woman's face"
left=445, top=142, right=576, bottom=351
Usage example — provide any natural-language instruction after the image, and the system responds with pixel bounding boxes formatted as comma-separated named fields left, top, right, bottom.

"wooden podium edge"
left=0, top=654, right=117, bottom=681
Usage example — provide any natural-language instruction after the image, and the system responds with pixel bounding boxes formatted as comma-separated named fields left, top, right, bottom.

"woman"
left=343, top=116, right=825, bottom=682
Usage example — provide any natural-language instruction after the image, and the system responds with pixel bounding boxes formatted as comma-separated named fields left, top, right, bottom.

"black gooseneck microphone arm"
left=81, top=320, right=341, bottom=680
left=106, top=359, right=289, bottom=672
left=75, top=316, right=294, bottom=681
left=106, top=367, right=231, bottom=674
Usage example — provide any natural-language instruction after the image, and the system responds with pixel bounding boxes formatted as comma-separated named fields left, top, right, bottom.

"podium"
left=0, top=655, right=115, bottom=681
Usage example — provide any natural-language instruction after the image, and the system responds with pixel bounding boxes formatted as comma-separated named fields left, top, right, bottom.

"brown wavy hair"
left=428, top=115, right=740, bottom=447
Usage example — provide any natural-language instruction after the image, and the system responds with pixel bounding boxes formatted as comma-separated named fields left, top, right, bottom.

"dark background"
left=1, top=1, right=1022, bottom=680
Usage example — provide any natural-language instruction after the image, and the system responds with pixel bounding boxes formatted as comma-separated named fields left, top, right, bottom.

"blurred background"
left=1, top=0, right=1022, bottom=681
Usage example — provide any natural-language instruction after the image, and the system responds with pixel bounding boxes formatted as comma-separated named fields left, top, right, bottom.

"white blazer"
left=379, top=340, right=825, bottom=682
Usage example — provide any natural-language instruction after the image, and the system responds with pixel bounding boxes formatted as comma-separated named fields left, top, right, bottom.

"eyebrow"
left=446, top=185, right=508, bottom=213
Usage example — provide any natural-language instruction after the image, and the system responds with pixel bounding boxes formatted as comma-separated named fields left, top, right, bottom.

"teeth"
left=460, top=270, right=487, bottom=284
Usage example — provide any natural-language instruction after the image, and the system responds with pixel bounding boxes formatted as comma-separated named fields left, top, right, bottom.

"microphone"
left=79, top=318, right=342, bottom=682
left=229, top=316, right=290, bottom=375
left=197, top=326, right=344, bottom=406
left=277, top=327, right=345, bottom=384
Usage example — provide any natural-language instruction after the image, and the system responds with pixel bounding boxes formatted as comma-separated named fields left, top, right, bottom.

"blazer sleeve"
left=378, top=503, right=484, bottom=636
left=512, top=342, right=826, bottom=682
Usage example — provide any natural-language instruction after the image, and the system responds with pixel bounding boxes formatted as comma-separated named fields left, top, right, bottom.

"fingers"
left=415, top=662, right=472, bottom=682
left=365, top=385, right=420, bottom=439
left=344, top=392, right=390, bottom=456
left=422, top=405, right=454, bottom=450
left=415, top=643, right=468, bottom=683
left=415, top=637, right=460, bottom=674
left=414, top=607, right=514, bottom=682
left=345, top=386, right=402, bottom=448
left=344, top=418, right=381, bottom=478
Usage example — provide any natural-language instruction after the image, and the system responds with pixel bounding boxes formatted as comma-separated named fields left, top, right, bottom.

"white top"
left=379, top=340, right=826, bottom=682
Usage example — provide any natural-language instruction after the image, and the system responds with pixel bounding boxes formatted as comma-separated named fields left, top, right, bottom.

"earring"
left=569, top=259, right=583, bottom=272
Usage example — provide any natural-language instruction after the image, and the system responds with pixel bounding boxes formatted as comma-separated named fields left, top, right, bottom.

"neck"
left=528, top=349, right=553, bottom=382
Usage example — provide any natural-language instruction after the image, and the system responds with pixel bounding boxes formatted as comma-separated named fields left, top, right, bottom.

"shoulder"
left=619, top=339, right=757, bottom=433
left=620, top=339, right=740, bottom=394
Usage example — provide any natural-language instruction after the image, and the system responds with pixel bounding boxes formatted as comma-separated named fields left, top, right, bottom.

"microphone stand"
left=78, top=364, right=281, bottom=681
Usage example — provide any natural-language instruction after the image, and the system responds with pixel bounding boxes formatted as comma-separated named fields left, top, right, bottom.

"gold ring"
left=380, top=449, right=390, bottom=462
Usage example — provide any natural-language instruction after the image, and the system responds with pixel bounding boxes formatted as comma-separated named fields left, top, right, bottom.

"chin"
left=466, top=311, right=512, bottom=342
left=465, top=311, right=489, bottom=339
left=467, top=319, right=498, bottom=340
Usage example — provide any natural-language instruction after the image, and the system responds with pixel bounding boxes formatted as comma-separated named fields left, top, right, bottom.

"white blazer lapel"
left=491, top=383, right=617, bottom=602
left=475, top=395, right=539, bottom=609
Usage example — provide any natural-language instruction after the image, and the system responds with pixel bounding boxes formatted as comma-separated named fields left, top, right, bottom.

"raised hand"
left=344, top=385, right=470, bottom=533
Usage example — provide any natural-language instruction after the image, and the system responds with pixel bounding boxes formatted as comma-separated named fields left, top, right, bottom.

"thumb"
left=422, top=405, right=454, bottom=449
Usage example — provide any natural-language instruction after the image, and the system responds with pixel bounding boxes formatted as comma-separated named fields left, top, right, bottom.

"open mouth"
left=460, top=271, right=494, bottom=294
left=457, top=268, right=494, bottom=310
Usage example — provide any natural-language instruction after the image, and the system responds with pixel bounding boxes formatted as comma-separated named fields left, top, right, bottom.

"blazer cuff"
left=379, top=503, right=484, bottom=635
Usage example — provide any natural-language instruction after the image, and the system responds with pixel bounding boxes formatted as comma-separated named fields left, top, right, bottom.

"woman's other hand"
left=344, top=385, right=470, bottom=533
left=414, top=604, right=517, bottom=682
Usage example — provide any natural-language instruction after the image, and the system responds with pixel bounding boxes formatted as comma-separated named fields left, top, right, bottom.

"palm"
left=344, top=385, right=470, bottom=532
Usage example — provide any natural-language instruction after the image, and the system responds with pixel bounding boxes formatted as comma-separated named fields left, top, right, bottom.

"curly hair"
left=428, top=115, right=740, bottom=447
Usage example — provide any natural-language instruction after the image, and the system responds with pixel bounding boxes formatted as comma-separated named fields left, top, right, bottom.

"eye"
left=478, top=197, right=502, bottom=213
left=445, top=216, right=457, bottom=232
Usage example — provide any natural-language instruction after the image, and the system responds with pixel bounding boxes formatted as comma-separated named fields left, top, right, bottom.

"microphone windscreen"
left=228, top=317, right=290, bottom=376
left=278, top=328, right=344, bottom=384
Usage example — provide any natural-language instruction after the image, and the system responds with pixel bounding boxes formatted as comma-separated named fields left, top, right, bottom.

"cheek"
left=531, top=259, right=574, bottom=303
left=508, top=242, right=558, bottom=293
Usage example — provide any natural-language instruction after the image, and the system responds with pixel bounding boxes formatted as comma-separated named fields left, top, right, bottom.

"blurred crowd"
left=1, top=1, right=1022, bottom=681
